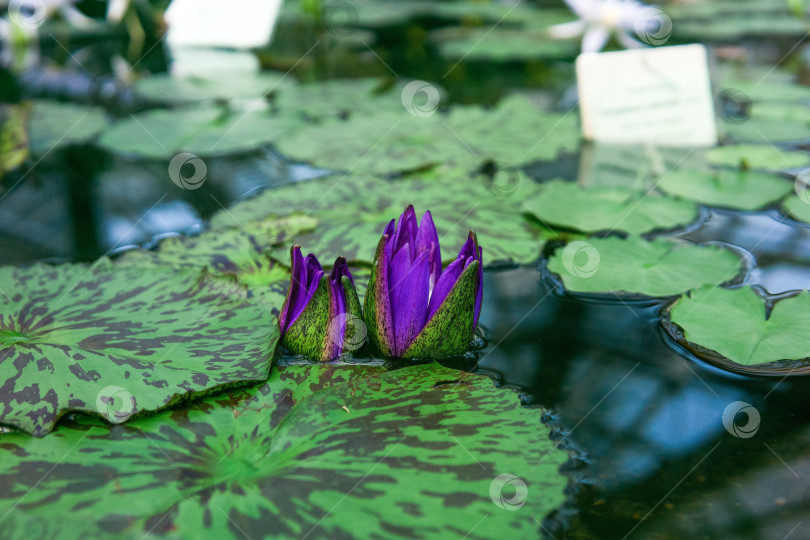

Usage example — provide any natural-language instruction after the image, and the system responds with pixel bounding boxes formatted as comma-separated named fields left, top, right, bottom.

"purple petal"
left=390, top=250, right=430, bottom=355
left=426, top=257, right=465, bottom=323
left=395, top=205, right=418, bottom=260
left=416, top=210, right=442, bottom=290
left=387, top=242, right=412, bottom=318
left=279, top=245, right=305, bottom=332
left=287, top=251, right=323, bottom=329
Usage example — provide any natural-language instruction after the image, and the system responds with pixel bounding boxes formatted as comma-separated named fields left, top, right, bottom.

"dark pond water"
left=5, top=145, right=810, bottom=538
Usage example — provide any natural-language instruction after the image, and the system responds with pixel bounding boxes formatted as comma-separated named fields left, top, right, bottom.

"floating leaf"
left=782, top=194, right=810, bottom=224
left=545, top=236, right=743, bottom=297
left=705, top=144, right=809, bottom=171
left=274, top=109, right=479, bottom=175
left=0, top=363, right=569, bottom=539
left=135, top=71, right=294, bottom=103
left=669, top=286, right=810, bottom=366
left=656, top=168, right=792, bottom=210
left=0, top=260, right=276, bottom=435
left=446, top=95, right=580, bottom=165
left=28, top=101, right=107, bottom=155
left=0, top=103, right=29, bottom=178
left=273, top=78, right=438, bottom=120
left=720, top=102, right=810, bottom=143
left=212, top=169, right=547, bottom=264
left=98, top=104, right=302, bottom=158
left=116, top=214, right=317, bottom=299
left=431, top=26, right=578, bottom=61
left=525, top=180, right=699, bottom=235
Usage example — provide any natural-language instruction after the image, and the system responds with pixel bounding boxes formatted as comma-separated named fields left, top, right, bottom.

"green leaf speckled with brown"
left=0, top=260, right=277, bottom=435
left=213, top=168, right=547, bottom=265
left=0, top=362, right=569, bottom=539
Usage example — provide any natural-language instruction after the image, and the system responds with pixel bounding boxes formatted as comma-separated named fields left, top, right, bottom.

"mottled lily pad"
left=656, top=168, right=792, bottom=210
left=212, top=169, right=548, bottom=264
left=669, top=286, right=810, bottom=366
left=98, top=104, right=302, bottom=158
left=546, top=236, right=743, bottom=297
left=705, top=144, right=809, bottom=171
left=446, top=95, right=581, bottom=165
left=117, top=214, right=317, bottom=302
left=0, top=260, right=276, bottom=435
left=274, top=109, right=479, bottom=175
left=28, top=101, right=107, bottom=155
left=0, top=363, right=569, bottom=539
left=525, top=180, right=699, bottom=235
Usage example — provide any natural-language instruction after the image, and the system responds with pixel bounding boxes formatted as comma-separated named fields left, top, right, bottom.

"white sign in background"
left=576, top=44, right=718, bottom=147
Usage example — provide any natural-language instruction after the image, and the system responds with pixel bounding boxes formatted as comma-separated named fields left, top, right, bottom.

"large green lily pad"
left=431, top=26, right=578, bottom=61
left=98, top=104, right=303, bottom=159
left=669, top=286, right=810, bottom=366
left=656, top=168, right=792, bottom=210
left=546, top=236, right=743, bottom=297
left=0, top=260, right=277, bottom=435
left=28, top=101, right=107, bottom=155
left=212, top=169, right=549, bottom=264
left=525, top=180, right=699, bottom=235
left=720, top=102, right=810, bottom=143
left=0, top=362, right=570, bottom=539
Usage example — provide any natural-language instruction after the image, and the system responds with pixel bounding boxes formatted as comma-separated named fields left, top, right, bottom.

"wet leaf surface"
left=0, top=363, right=569, bottom=539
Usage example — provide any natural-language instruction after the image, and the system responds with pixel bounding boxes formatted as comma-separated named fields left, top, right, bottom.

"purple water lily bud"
left=364, top=205, right=482, bottom=359
left=279, top=246, right=364, bottom=361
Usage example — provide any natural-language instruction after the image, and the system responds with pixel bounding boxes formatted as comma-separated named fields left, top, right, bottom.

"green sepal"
left=281, top=274, right=332, bottom=361
left=403, top=260, right=479, bottom=359
left=363, top=235, right=395, bottom=356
